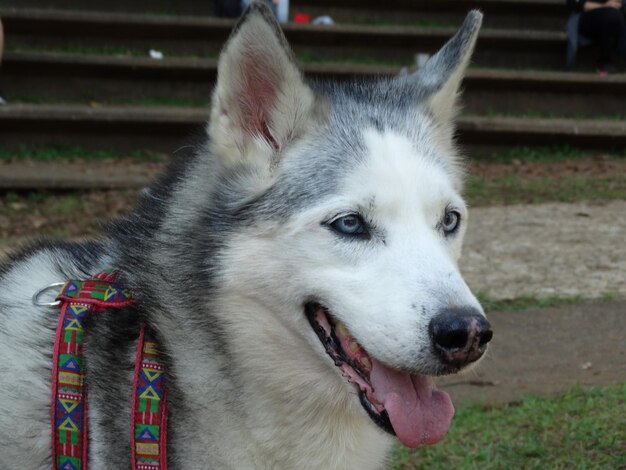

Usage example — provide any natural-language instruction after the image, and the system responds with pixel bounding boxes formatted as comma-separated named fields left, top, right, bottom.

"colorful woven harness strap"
left=131, top=326, right=168, bottom=470
left=50, top=271, right=168, bottom=470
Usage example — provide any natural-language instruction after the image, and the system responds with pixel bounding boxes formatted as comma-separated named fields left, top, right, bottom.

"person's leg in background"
left=579, top=6, right=625, bottom=73
left=0, top=17, right=5, bottom=105
left=616, top=9, right=626, bottom=59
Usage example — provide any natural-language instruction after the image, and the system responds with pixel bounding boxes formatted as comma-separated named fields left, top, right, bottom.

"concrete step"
left=459, top=115, right=626, bottom=150
left=462, top=69, right=626, bottom=118
left=2, top=104, right=625, bottom=153
left=2, top=0, right=568, bottom=30
left=4, top=52, right=626, bottom=117
left=0, top=104, right=207, bottom=153
left=1, top=8, right=576, bottom=69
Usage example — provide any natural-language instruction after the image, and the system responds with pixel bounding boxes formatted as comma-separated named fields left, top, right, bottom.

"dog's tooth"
left=360, top=356, right=372, bottom=371
left=349, top=341, right=360, bottom=353
left=336, top=322, right=349, bottom=337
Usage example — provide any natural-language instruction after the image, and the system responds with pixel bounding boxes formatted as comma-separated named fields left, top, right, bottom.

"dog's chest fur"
left=0, top=247, right=392, bottom=470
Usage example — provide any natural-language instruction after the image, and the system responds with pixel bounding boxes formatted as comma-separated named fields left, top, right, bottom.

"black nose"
left=429, top=308, right=492, bottom=368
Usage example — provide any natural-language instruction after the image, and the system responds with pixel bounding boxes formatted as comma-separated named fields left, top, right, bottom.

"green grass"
left=6, top=42, right=152, bottom=58
left=8, top=40, right=409, bottom=67
left=49, top=196, right=85, bottom=214
left=11, top=94, right=207, bottom=108
left=7, top=40, right=221, bottom=60
left=483, top=109, right=626, bottom=122
left=465, top=174, right=626, bottom=206
left=123, top=97, right=207, bottom=107
left=391, top=383, right=626, bottom=469
left=0, top=146, right=165, bottom=162
left=475, top=145, right=626, bottom=164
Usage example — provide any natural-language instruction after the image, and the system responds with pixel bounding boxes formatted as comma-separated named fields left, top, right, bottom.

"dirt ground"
left=461, top=200, right=626, bottom=300
left=437, top=300, right=626, bottom=404
left=430, top=197, right=626, bottom=404
left=2, top=156, right=625, bottom=189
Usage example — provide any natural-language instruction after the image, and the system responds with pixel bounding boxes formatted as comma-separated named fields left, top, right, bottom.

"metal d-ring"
left=32, top=282, right=66, bottom=307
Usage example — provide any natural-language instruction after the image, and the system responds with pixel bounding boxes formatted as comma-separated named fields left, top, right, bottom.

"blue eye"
left=442, top=209, right=461, bottom=235
left=329, top=214, right=369, bottom=238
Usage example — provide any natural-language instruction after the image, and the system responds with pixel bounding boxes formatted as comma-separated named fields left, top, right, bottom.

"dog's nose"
left=429, top=308, right=492, bottom=368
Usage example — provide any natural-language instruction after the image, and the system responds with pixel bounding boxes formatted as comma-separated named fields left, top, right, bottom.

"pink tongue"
left=370, top=358, right=455, bottom=448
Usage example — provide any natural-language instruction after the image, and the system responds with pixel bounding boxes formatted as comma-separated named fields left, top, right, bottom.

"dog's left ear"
left=209, top=2, right=315, bottom=169
left=412, top=10, right=482, bottom=126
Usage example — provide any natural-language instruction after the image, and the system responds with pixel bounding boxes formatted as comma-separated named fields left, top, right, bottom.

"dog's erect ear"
left=209, top=2, right=315, bottom=168
left=413, top=11, right=482, bottom=125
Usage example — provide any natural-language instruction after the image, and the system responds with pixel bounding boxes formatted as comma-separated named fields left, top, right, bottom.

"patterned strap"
left=131, top=326, right=168, bottom=470
left=56, top=271, right=133, bottom=310
left=51, top=271, right=135, bottom=470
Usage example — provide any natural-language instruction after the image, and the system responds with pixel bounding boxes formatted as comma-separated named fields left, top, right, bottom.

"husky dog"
left=0, top=3, right=492, bottom=469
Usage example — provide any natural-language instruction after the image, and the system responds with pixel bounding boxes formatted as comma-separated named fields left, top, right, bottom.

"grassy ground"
left=0, top=145, right=624, bottom=249
left=0, top=145, right=624, bottom=254
left=0, top=175, right=623, bottom=242
left=9, top=95, right=209, bottom=108
left=7, top=41, right=409, bottom=67
left=1, top=144, right=620, bottom=163
left=473, top=145, right=625, bottom=163
left=465, top=174, right=626, bottom=206
left=391, top=383, right=626, bottom=469
left=6, top=42, right=155, bottom=58
left=0, top=190, right=137, bottom=252
left=0, top=146, right=166, bottom=162
left=467, top=146, right=626, bottom=204
left=483, top=110, right=626, bottom=122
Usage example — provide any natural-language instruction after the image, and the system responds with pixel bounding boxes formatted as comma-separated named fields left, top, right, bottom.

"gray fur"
left=0, top=3, right=484, bottom=468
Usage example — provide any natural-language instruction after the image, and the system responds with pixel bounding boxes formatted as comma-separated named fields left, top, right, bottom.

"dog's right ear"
left=209, top=2, right=315, bottom=170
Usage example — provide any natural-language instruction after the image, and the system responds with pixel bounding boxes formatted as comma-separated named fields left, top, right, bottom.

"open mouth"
left=305, top=302, right=455, bottom=448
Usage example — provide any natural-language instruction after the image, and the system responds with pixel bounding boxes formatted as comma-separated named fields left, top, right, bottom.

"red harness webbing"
left=130, top=324, right=168, bottom=470
left=49, top=271, right=167, bottom=470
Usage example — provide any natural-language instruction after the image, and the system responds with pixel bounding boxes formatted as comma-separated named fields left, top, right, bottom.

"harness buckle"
left=32, top=282, right=66, bottom=307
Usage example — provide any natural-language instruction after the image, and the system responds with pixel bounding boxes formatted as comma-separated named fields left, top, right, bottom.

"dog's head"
left=207, top=2, right=490, bottom=448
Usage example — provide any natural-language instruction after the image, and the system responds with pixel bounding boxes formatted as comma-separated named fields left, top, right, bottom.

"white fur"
left=0, top=254, right=58, bottom=468
left=208, top=129, right=483, bottom=469
left=0, top=248, right=112, bottom=469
